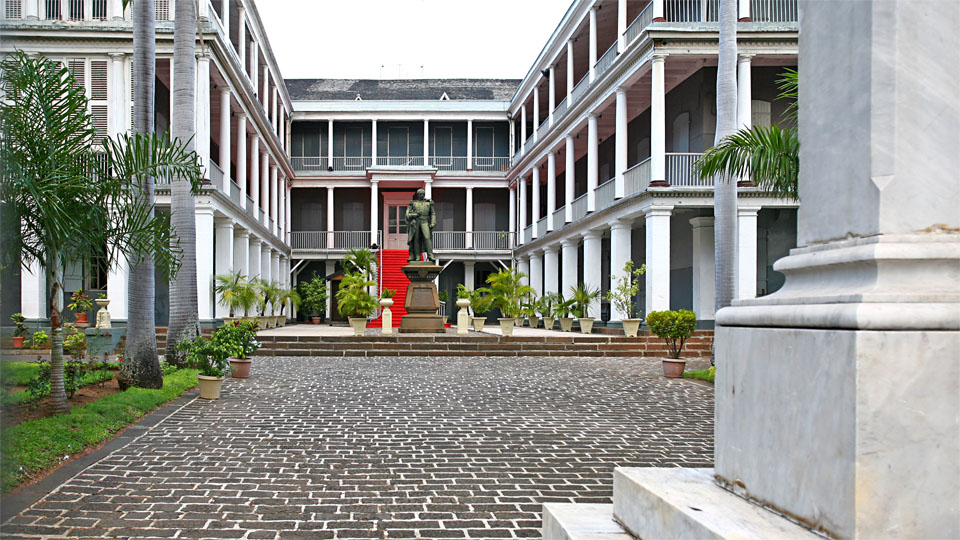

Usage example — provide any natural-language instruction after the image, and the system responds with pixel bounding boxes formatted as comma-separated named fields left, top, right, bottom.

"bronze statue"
left=406, top=188, right=436, bottom=263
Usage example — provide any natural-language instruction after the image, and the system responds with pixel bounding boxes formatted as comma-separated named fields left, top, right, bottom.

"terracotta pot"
left=197, top=374, right=224, bottom=399
left=622, top=319, right=642, bottom=338
left=578, top=317, right=595, bottom=334
left=529, top=316, right=540, bottom=329
left=348, top=317, right=367, bottom=336
left=75, top=312, right=89, bottom=327
left=542, top=316, right=555, bottom=330
left=498, top=317, right=515, bottom=337
left=311, top=316, right=321, bottom=325
left=559, top=317, right=574, bottom=332
left=471, top=316, right=486, bottom=332
left=12, top=336, right=24, bottom=348
left=661, top=359, right=686, bottom=378
left=229, top=358, right=252, bottom=378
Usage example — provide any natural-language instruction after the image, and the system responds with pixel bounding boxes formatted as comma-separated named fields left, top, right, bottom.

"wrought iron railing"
left=625, top=2, right=654, bottom=45
left=664, top=0, right=719, bottom=22
left=291, top=156, right=328, bottom=172
left=375, top=155, right=425, bottom=167
left=331, top=156, right=372, bottom=171
left=429, top=156, right=468, bottom=171
left=290, top=231, right=376, bottom=250
left=570, top=73, right=590, bottom=105
left=472, top=156, right=511, bottom=172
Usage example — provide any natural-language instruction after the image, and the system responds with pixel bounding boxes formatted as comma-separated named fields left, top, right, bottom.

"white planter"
left=197, top=375, right=224, bottom=399
left=559, top=317, right=574, bottom=332
left=528, top=316, right=540, bottom=329
left=472, top=316, right=486, bottom=332
left=543, top=316, right=555, bottom=330
left=622, top=318, right=642, bottom=338
left=578, top=317, right=595, bottom=334
left=348, top=317, right=367, bottom=336
left=498, top=317, right=515, bottom=337
left=380, top=298, right=394, bottom=335
left=456, top=298, right=471, bottom=335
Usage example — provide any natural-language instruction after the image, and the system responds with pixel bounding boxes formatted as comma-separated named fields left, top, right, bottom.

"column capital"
left=108, top=52, right=126, bottom=60
left=261, top=243, right=271, bottom=253
left=196, top=205, right=216, bottom=217
left=646, top=205, right=674, bottom=217
left=236, top=111, right=247, bottom=120
left=738, top=205, right=762, bottom=217
left=582, top=230, right=602, bottom=241
left=370, top=179, right=379, bottom=185
left=196, top=49, right=211, bottom=61
left=219, top=86, right=231, bottom=96
left=611, top=219, right=633, bottom=231
left=249, top=236, right=261, bottom=246
left=544, top=243, right=560, bottom=254
left=652, top=53, right=668, bottom=62
left=561, top=237, right=579, bottom=248
left=738, top=53, right=756, bottom=62
left=615, top=86, right=627, bottom=96
left=214, top=217, right=235, bottom=228
left=234, top=228, right=250, bottom=239
left=689, top=216, right=715, bottom=228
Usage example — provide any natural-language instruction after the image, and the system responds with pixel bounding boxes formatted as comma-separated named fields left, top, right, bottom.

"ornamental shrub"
left=645, top=309, right=698, bottom=359
left=213, top=320, right=261, bottom=359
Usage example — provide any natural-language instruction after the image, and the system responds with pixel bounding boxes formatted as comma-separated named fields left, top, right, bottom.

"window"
left=69, top=0, right=83, bottom=20
left=85, top=245, right=108, bottom=291
left=342, top=202, right=365, bottom=231
left=752, top=100, right=772, bottom=127
left=433, top=126, right=452, bottom=165
left=474, top=126, right=494, bottom=169
left=92, top=0, right=106, bottom=20
left=5, top=0, right=22, bottom=19
left=44, top=0, right=59, bottom=19
left=474, top=203, right=496, bottom=231
left=387, top=127, right=409, bottom=158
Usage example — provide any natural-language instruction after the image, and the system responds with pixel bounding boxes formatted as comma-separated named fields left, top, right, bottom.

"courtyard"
left=1, top=354, right=712, bottom=539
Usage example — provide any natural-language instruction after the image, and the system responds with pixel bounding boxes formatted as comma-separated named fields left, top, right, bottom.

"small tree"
left=604, top=261, right=647, bottom=320
left=645, top=310, right=698, bottom=359
left=299, top=277, right=328, bottom=319
left=481, top=268, right=534, bottom=319
left=336, top=272, right=377, bottom=319
left=569, top=284, right=601, bottom=319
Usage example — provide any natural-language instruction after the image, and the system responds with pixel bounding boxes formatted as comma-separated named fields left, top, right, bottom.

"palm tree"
left=0, top=52, right=203, bottom=412
left=165, top=0, right=200, bottom=365
left=343, top=248, right=375, bottom=278
left=122, top=0, right=161, bottom=389
left=694, top=69, right=799, bottom=200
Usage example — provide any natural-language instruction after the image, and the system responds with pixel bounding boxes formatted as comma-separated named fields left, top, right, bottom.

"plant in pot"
left=570, top=283, right=601, bottom=334
left=645, top=309, right=698, bottom=378
left=468, top=288, right=492, bottom=332
left=67, top=289, right=93, bottom=327
left=299, top=276, right=328, bottom=324
left=380, top=288, right=397, bottom=334
left=454, top=284, right=472, bottom=335
left=11, top=313, right=28, bottom=348
left=539, top=293, right=561, bottom=330
left=522, top=294, right=540, bottom=329
left=278, top=287, right=301, bottom=327
left=604, top=260, right=647, bottom=337
left=177, top=334, right=231, bottom=399
left=214, top=320, right=261, bottom=378
left=337, top=271, right=377, bottom=336
left=555, top=296, right=576, bottom=332
left=215, top=271, right=254, bottom=322
left=482, top=267, right=533, bottom=337
left=268, top=281, right=285, bottom=327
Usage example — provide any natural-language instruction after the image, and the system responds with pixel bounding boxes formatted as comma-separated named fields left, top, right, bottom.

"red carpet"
left=369, top=249, right=411, bottom=327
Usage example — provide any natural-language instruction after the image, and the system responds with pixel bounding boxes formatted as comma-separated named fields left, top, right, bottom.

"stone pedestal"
left=399, top=263, right=445, bottom=334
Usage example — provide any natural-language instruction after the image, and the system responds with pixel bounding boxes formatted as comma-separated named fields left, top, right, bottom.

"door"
left=382, top=192, right=414, bottom=250
left=388, top=127, right=409, bottom=165
left=474, top=126, right=494, bottom=169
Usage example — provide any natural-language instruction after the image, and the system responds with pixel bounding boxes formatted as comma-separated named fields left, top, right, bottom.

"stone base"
left=400, top=263, right=445, bottom=334
left=398, top=313, right=445, bottom=333
left=542, top=503, right=631, bottom=540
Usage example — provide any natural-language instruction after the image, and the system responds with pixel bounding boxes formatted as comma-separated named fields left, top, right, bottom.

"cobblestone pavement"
left=1, top=355, right=714, bottom=539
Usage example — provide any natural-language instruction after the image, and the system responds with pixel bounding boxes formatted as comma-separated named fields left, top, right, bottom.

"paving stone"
left=0, top=355, right=712, bottom=538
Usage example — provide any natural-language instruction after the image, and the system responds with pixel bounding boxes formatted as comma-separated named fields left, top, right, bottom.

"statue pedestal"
left=399, top=263, right=445, bottom=334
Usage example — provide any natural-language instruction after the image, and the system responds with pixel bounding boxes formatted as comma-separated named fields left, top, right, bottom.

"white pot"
left=559, top=317, right=574, bottom=332
left=348, top=317, right=367, bottom=336
left=622, top=318, right=642, bottom=338
left=578, top=317, right=595, bottom=334
left=380, top=298, right=394, bottom=308
left=197, top=375, right=224, bottom=399
left=456, top=298, right=471, bottom=309
left=543, top=316, right=555, bottom=330
left=472, top=316, right=486, bottom=332
left=528, top=316, right=540, bottom=329
left=498, top=317, right=515, bottom=337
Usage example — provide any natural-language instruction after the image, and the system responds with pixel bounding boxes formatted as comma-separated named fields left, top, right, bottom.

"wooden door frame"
left=382, top=191, right=415, bottom=250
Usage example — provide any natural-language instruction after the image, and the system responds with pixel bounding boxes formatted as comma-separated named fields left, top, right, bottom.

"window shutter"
left=5, top=0, right=22, bottom=19
left=752, top=100, right=772, bottom=127
left=92, top=0, right=106, bottom=20
left=67, top=59, right=85, bottom=91
left=155, top=0, right=168, bottom=21
left=89, top=60, right=109, bottom=142
left=90, top=60, right=107, bottom=100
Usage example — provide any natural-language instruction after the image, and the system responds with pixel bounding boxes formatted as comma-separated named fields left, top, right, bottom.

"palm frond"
left=776, top=68, right=798, bottom=125
left=694, top=124, right=799, bottom=200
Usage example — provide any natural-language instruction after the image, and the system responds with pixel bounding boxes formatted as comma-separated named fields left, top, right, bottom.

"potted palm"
left=337, top=270, right=377, bottom=336
left=522, top=294, right=540, bottom=329
left=268, top=281, right=284, bottom=328
left=11, top=313, right=28, bottom=348
left=469, top=288, right=492, bottom=332
left=570, top=284, right=601, bottom=334
left=539, top=293, right=561, bottom=331
left=604, top=260, right=647, bottom=337
left=278, top=287, right=300, bottom=326
left=299, top=276, right=328, bottom=324
left=178, top=335, right=231, bottom=399
left=555, top=296, right=576, bottom=331
left=215, top=271, right=256, bottom=323
left=67, top=289, right=93, bottom=327
left=482, top=268, right=533, bottom=337
left=215, top=320, right=260, bottom=378
left=646, top=309, right=698, bottom=377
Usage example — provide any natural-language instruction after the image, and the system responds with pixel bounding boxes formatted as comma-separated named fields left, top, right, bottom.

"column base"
left=648, top=179, right=669, bottom=187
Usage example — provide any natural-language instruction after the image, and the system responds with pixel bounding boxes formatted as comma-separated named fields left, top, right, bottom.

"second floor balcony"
left=290, top=230, right=514, bottom=254
left=292, top=155, right=511, bottom=174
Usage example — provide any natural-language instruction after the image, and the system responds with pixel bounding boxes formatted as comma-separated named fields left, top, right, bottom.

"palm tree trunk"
left=712, top=0, right=738, bottom=363
left=47, top=253, right=68, bottom=414
left=165, top=0, right=199, bottom=365
left=120, top=0, right=163, bottom=389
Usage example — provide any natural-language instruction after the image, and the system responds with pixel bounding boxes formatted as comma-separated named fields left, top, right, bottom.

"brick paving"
left=1, top=355, right=714, bottom=539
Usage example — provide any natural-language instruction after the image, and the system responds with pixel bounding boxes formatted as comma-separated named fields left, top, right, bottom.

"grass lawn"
left=683, top=366, right=715, bottom=383
left=0, top=362, right=42, bottom=386
left=0, top=368, right=199, bottom=493
left=1, top=361, right=118, bottom=406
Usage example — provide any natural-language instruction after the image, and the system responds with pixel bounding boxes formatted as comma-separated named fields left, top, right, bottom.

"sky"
left=256, top=0, right=573, bottom=81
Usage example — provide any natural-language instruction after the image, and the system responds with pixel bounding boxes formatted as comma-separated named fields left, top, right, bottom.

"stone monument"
left=400, top=188, right=445, bottom=333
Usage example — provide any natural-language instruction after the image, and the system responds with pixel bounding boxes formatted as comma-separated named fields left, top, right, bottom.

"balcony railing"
left=552, top=206, right=565, bottom=228
left=430, top=156, right=468, bottom=171
left=595, top=42, right=618, bottom=78
left=331, top=156, right=372, bottom=171
left=433, top=231, right=513, bottom=251
left=472, top=156, right=511, bottom=172
left=290, top=231, right=376, bottom=250
left=665, top=0, right=719, bottom=22
left=522, top=225, right=532, bottom=244
left=554, top=96, right=569, bottom=124
left=538, top=117, right=549, bottom=135
left=625, top=2, right=654, bottom=45
left=595, top=178, right=616, bottom=209
left=230, top=180, right=242, bottom=205
left=624, top=158, right=652, bottom=197
left=292, top=156, right=328, bottom=172
left=666, top=152, right=711, bottom=186
left=208, top=161, right=224, bottom=191
left=750, top=0, right=798, bottom=22
left=570, top=73, right=590, bottom=105
left=375, top=155, right=425, bottom=167
left=570, top=193, right=588, bottom=222
left=246, top=196, right=256, bottom=218
left=536, top=216, right=547, bottom=236
left=523, top=133, right=535, bottom=152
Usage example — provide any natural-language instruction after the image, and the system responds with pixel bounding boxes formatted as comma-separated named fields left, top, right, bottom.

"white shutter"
left=89, top=60, right=109, bottom=142
left=752, top=100, right=772, bottom=127
left=129, top=59, right=134, bottom=134
left=67, top=59, right=85, bottom=90
left=155, top=0, right=168, bottom=20
left=5, top=0, right=22, bottom=19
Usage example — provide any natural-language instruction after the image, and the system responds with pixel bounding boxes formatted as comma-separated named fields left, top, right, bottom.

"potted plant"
left=178, top=335, right=231, bottom=399
left=522, top=294, right=540, bottom=329
left=469, top=288, right=492, bottom=332
left=214, top=320, right=260, bottom=378
left=268, top=281, right=284, bottom=328
left=604, top=260, right=647, bottom=337
left=570, top=283, right=601, bottom=334
left=299, top=276, right=328, bottom=324
left=455, top=284, right=471, bottom=335
left=481, top=268, right=533, bottom=337
left=539, top=293, right=560, bottom=330
left=11, top=313, right=28, bottom=348
left=555, top=296, right=576, bottom=332
left=278, top=287, right=301, bottom=327
left=28, top=330, right=49, bottom=349
left=380, top=288, right=397, bottom=334
left=380, top=287, right=397, bottom=308
left=337, top=270, right=377, bottom=336
left=646, top=309, right=698, bottom=377
left=63, top=323, right=86, bottom=360
left=67, top=289, right=93, bottom=327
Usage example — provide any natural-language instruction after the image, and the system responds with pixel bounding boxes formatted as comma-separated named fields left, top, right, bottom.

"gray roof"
left=285, top=79, right=520, bottom=101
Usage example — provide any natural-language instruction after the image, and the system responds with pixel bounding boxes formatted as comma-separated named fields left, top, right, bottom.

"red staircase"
left=369, top=249, right=411, bottom=327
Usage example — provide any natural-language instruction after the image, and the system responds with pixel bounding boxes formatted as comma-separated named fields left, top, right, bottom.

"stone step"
left=542, top=503, right=634, bottom=540
left=611, top=468, right=821, bottom=540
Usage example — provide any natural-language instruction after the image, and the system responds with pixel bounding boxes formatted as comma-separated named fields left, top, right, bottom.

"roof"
left=285, top=79, right=520, bottom=102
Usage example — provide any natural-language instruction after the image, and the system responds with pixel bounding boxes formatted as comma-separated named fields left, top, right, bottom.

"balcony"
left=290, top=231, right=378, bottom=251
left=290, top=231, right=512, bottom=253
left=292, top=155, right=510, bottom=174
left=433, top=232, right=514, bottom=251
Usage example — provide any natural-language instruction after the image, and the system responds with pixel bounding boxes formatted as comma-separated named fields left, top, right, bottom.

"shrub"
left=28, top=330, right=49, bottom=349
left=645, top=309, right=698, bottom=359
left=62, top=324, right=86, bottom=360
left=176, top=336, right=231, bottom=378
left=213, top=320, right=261, bottom=359
left=299, top=276, right=328, bottom=318
left=336, top=271, right=377, bottom=319
left=604, top=261, right=646, bottom=320
left=11, top=313, right=28, bottom=338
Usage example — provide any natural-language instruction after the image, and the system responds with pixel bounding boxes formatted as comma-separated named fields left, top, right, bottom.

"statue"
left=406, top=188, right=436, bottom=263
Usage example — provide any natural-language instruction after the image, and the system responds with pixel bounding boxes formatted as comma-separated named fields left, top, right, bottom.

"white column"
left=371, top=119, right=377, bottom=166
left=518, top=257, right=530, bottom=288
left=644, top=207, right=672, bottom=314
left=566, top=40, right=574, bottom=103
left=108, top=53, right=125, bottom=137
left=194, top=52, right=211, bottom=175
left=589, top=7, right=598, bottom=82
left=260, top=152, right=269, bottom=224
left=108, top=0, right=121, bottom=20
left=464, top=261, right=475, bottom=291
left=220, top=0, right=230, bottom=41
left=587, top=114, right=598, bottom=212
left=233, top=229, right=249, bottom=278
left=615, top=87, right=628, bottom=199
left=561, top=238, right=578, bottom=299
left=278, top=176, right=286, bottom=239
left=530, top=252, right=544, bottom=298
left=197, top=0, right=207, bottom=19
left=273, top=86, right=279, bottom=135
left=531, top=167, right=540, bottom=239
left=260, top=243, right=271, bottom=285
left=738, top=0, right=750, bottom=20
left=651, top=54, right=667, bottom=184
left=250, top=43, right=258, bottom=94
left=509, top=119, right=515, bottom=162
left=327, top=119, right=334, bottom=168
left=423, top=119, right=429, bottom=165
left=249, top=237, right=261, bottom=280
left=326, top=186, right=335, bottom=248
left=20, top=259, right=46, bottom=320
left=653, top=0, right=664, bottom=20
left=465, top=187, right=474, bottom=248
left=324, top=260, right=335, bottom=320
left=737, top=54, right=753, bottom=130
left=689, top=217, right=715, bottom=321
left=237, top=6, right=246, bottom=67
left=564, top=135, right=574, bottom=223
left=582, top=230, right=602, bottom=319
left=270, top=164, right=278, bottom=234
left=520, top=105, right=527, bottom=153
left=219, top=88, right=231, bottom=191
left=548, top=66, right=556, bottom=126
left=424, top=179, right=432, bottom=199
left=466, top=119, right=473, bottom=170
left=532, top=87, right=539, bottom=141
left=610, top=220, right=633, bottom=321
left=370, top=180, right=379, bottom=243
left=261, top=65, right=269, bottom=109
left=508, top=185, right=516, bottom=247
left=618, top=0, right=627, bottom=53
left=196, top=206, right=216, bottom=320
left=236, top=113, right=247, bottom=202
left=544, top=245, right=559, bottom=296
left=546, top=152, right=557, bottom=231
left=250, top=136, right=260, bottom=213
left=106, top=257, right=127, bottom=321
left=285, top=180, right=291, bottom=243
left=214, top=218, right=234, bottom=318
left=271, top=251, right=280, bottom=287
left=518, top=176, right=527, bottom=245
left=737, top=206, right=760, bottom=300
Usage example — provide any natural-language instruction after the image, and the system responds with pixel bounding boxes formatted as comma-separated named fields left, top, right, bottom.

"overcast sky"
left=256, top=0, right=572, bottom=81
